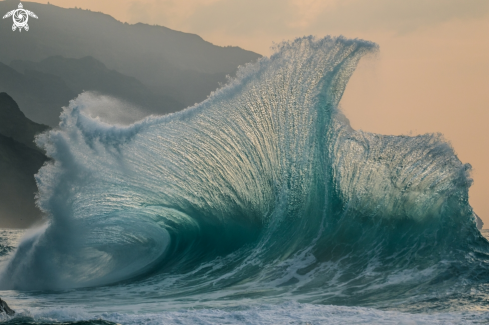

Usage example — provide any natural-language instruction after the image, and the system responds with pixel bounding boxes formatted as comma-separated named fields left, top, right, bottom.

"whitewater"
left=1, top=36, right=489, bottom=324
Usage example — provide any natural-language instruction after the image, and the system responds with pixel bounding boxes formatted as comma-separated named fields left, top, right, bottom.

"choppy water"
left=1, top=37, right=488, bottom=324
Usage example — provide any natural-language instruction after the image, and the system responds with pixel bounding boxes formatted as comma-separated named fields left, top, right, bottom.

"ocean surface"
left=1, top=36, right=489, bottom=324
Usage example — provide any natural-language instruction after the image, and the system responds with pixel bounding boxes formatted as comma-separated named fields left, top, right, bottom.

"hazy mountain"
left=9, top=56, right=184, bottom=126
left=0, top=0, right=261, bottom=107
left=0, top=62, right=74, bottom=127
left=0, top=93, right=48, bottom=228
left=0, top=93, right=49, bottom=149
left=0, top=134, right=47, bottom=228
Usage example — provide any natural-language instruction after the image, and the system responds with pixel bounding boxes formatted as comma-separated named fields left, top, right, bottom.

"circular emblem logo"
left=2, top=2, right=38, bottom=32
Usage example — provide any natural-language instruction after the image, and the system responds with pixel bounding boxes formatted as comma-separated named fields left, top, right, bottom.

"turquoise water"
left=0, top=37, right=488, bottom=324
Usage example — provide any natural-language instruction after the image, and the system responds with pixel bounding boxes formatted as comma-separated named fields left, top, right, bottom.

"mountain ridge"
left=0, top=94, right=48, bottom=228
left=0, top=92, right=49, bottom=149
left=0, top=0, right=261, bottom=106
left=8, top=55, right=184, bottom=126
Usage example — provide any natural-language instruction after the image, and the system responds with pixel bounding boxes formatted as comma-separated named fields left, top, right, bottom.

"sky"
left=25, top=0, right=489, bottom=224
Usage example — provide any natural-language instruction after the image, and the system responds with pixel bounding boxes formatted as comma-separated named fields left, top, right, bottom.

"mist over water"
left=1, top=36, right=488, bottom=324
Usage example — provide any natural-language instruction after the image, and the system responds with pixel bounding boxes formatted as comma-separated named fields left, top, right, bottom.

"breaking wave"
left=1, top=36, right=487, bottom=310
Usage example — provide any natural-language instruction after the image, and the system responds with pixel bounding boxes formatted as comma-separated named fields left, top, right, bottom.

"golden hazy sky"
left=24, top=0, right=489, bottom=223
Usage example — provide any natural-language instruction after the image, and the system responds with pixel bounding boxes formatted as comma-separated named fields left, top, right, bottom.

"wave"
left=3, top=302, right=489, bottom=325
left=0, top=36, right=487, bottom=308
